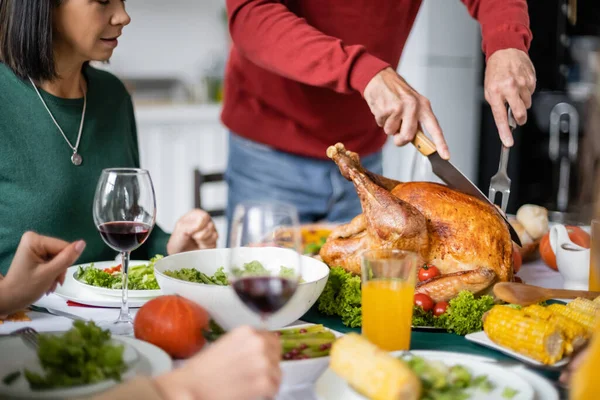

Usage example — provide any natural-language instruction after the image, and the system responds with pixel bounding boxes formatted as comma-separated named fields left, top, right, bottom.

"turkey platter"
left=319, top=143, right=513, bottom=303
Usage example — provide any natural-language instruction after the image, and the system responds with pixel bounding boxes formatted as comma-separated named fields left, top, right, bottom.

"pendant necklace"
left=28, top=76, right=87, bottom=166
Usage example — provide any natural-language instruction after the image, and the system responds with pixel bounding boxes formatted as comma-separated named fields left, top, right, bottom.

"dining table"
left=0, top=257, right=571, bottom=400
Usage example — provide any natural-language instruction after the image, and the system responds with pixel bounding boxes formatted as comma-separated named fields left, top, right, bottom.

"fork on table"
left=0, top=327, right=39, bottom=351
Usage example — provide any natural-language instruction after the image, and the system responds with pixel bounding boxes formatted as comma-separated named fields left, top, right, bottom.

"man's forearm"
left=226, top=0, right=389, bottom=94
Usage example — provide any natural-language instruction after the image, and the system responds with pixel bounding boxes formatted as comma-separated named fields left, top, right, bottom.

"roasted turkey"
left=319, top=143, right=513, bottom=302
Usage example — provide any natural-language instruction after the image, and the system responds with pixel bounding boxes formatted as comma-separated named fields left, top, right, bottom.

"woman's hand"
left=167, top=209, right=218, bottom=254
left=154, top=326, right=282, bottom=400
left=0, top=232, right=85, bottom=315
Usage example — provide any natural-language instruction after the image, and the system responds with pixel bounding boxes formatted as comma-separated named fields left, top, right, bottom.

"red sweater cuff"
left=484, top=25, right=531, bottom=62
left=349, top=52, right=390, bottom=95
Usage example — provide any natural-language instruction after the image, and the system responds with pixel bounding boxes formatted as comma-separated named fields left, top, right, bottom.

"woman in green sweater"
left=0, top=0, right=218, bottom=275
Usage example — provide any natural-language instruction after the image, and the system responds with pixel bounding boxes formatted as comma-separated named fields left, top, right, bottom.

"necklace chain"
left=28, top=76, right=87, bottom=161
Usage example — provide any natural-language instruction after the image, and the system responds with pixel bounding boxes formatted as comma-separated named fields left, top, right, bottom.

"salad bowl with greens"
left=154, top=247, right=330, bottom=331
left=73, top=256, right=163, bottom=298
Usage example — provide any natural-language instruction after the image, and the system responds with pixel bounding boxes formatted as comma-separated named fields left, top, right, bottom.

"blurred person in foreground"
left=0, top=231, right=282, bottom=400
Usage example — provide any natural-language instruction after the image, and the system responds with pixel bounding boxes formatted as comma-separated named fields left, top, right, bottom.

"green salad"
left=76, top=255, right=163, bottom=290
left=164, top=260, right=300, bottom=285
left=3, top=321, right=127, bottom=390
left=316, top=266, right=496, bottom=334
left=403, top=355, right=518, bottom=400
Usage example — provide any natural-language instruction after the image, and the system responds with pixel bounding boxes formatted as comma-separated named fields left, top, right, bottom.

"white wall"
left=105, top=0, right=229, bottom=83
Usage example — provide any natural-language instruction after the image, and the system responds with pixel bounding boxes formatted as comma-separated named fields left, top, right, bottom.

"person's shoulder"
left=86, top=65, right=131, bottom=101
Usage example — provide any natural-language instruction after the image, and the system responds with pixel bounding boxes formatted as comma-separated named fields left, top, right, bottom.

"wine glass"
left=93, top=168, right=156, bottom=336
left=228, top=201, right=303, bottom=329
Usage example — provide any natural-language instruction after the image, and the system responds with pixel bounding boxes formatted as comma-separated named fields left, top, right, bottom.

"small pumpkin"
left=134, top=295, right=210, bottom=359
left=539, top=226, right=590, bottom=271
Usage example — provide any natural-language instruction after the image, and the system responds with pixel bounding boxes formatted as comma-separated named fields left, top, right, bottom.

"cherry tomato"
left=414, top=293, right=435, bottom=312
left=512, top=244, right=522, bottom=274
left=418, top=265, right=441, bottom=282
left=103, top=264, right=122, bottom=274
left=433, top=301, right=449, bottom=316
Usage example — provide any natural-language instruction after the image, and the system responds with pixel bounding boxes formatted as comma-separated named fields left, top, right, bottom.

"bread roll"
left=516, top=205, right=549, bottom=240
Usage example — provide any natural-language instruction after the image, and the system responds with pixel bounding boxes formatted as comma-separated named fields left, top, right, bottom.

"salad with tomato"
left=76, top=255, right=163, bottom=290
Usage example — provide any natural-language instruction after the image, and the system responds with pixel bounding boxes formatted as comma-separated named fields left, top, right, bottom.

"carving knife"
left=411, top=130, right=522, bottom=246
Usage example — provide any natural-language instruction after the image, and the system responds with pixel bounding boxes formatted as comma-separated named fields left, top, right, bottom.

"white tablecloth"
left=0, top=259, right=565, bottom=400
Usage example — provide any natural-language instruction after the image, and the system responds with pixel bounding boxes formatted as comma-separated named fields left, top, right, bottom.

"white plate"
left=279, top=323, right=344, bottom=391
left=54, top=266, right=156, bottom=308
left=314, top=350, right=555, bottom=400
left=72, top=261, right=162, bottom=298
left=0, top=334, right=172, bottom=399
left=465, top=331, right=570, bottom=368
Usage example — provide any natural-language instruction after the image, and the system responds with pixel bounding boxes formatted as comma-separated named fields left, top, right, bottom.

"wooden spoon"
left=493, top=282, right=600, bottom=306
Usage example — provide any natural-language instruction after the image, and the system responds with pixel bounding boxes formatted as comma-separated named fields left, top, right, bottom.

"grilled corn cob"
left=594, top=296, right=600, bottom=305
left=547, top=304, right=596, bottom=332
left=567, top=298, right=600, bottom=317
left=522, top=304, right=589, bottom=354
left=330, top=333, right=421, bottom=400
left=483, top=306, right=565, bottom=364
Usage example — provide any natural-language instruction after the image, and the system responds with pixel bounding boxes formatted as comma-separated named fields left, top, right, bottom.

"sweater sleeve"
left=125, top=96, right=170, bottom=260
left=226, top=0, right=390, bottom=94
left=461, top=0, right=532, bottom=61
left=88, top=377, right=164, bottom=400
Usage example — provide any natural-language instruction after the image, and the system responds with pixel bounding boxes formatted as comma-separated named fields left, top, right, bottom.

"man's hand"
left=484, top=49, right=536, bottom=147
left=167, top=210, right=219, bottom=254
left=363, top=67, right=450, bottom=159
left=0, top=232, right=85, bottom=315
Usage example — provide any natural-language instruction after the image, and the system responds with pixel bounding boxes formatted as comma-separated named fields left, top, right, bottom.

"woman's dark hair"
left=0, top=0, right=60, bottom=81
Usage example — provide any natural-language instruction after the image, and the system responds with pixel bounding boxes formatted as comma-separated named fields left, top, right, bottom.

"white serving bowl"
left=278, top=324, right=344, bottom=391
left=153, top=248, right=330, bottom=330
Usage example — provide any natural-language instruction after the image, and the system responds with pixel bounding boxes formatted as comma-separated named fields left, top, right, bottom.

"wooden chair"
left=194, top=168, right=226, bottom=218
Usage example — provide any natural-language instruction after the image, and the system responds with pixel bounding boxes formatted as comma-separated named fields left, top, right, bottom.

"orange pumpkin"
left=134, top=295, right=210, bottom=359
left=539, top=226, right=590, bottom=271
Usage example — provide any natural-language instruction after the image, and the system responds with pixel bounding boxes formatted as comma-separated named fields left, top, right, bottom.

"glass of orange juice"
left=590, top=220, right=600, bottom=291
left=361, top=249, right=419, bottom=351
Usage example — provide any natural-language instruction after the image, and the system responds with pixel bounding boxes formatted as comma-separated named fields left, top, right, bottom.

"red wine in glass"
left=232, top=277, right=297, bottom=315
left=98, top=221, right=152, bottom=252
left=93, top=168, right=156, bottom=336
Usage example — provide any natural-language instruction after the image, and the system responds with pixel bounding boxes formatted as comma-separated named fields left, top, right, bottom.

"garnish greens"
left=316, top=267, right=497, bottom=334
left=164, top=261, right=301, bottom=285
left=76, top=255, right=163, bottom=290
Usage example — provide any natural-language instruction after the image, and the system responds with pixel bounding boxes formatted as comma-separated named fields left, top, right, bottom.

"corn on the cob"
left=522, top=304, right=589, bottom=354
left=484, top=306, right=565, bottom=365
left=523, top=304, right=553, bottom=320
left=330, top=333, right=421, bottom=400
left=547, top=304, right=596, bottom=332
left=568, top=298, right=600, bottom=317
left=593, top=296, right=600, bottom=305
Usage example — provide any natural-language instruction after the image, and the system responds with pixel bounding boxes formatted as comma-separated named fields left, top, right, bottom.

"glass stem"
left=117, top=251, right=131, bottom=323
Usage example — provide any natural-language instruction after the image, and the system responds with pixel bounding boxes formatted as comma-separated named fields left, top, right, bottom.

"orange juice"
left=590, top=257, right=600, bottom=291
left=591, top=221, right=600, bottom=291
left=362, top=279, right=414, bottom=351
